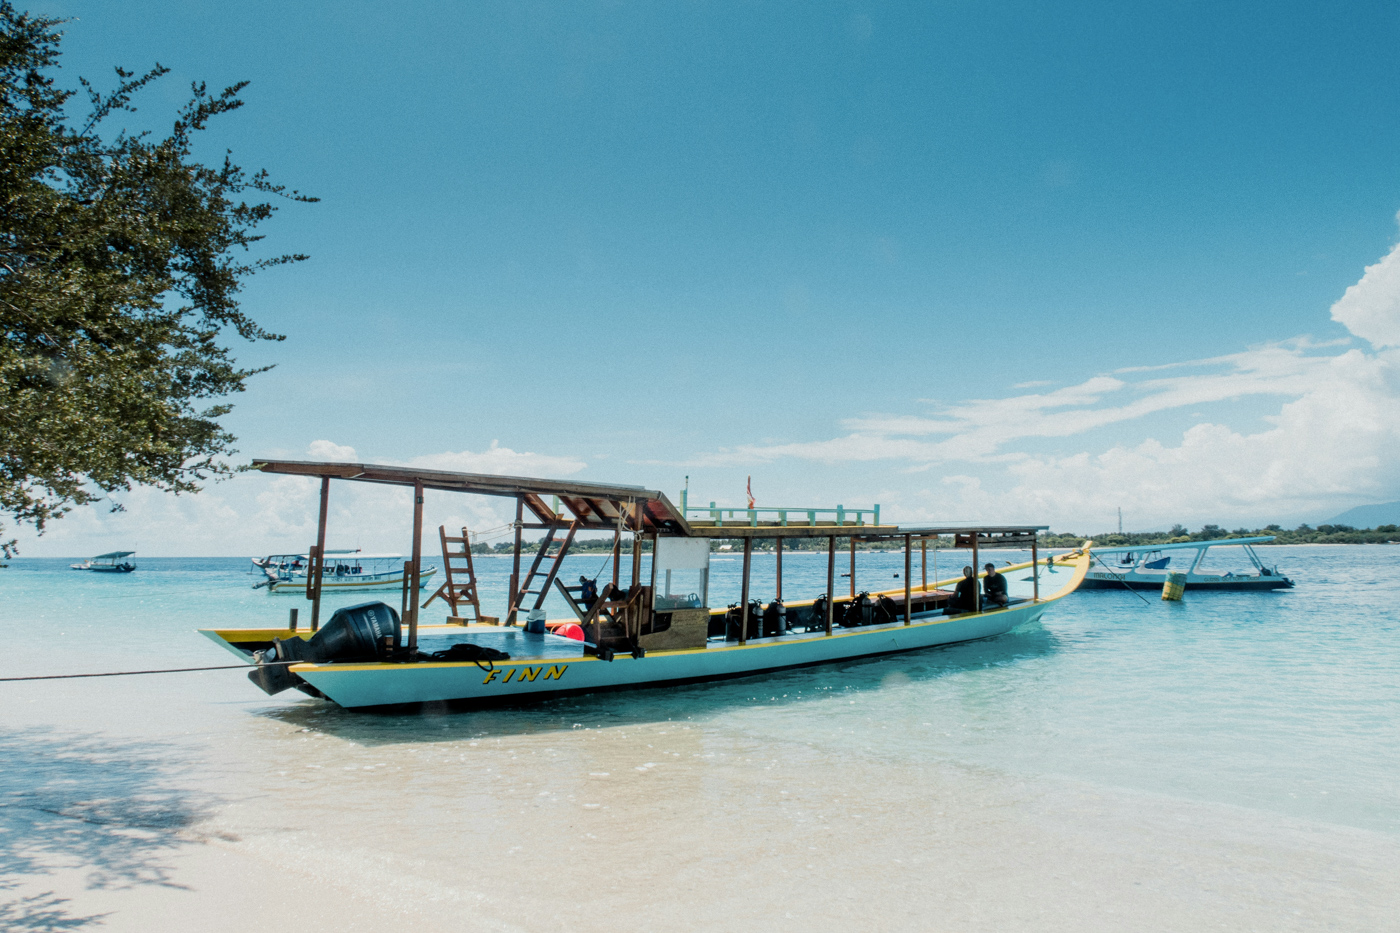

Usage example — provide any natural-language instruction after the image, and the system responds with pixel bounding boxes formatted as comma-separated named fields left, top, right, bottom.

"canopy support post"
left=630, top=500, right=642, bottom=589
left=508, top=496, right=523, bottom=626
left=1032, top=536, right=1039, bottom=601
left=921, top=539, right=927, bottom=591
left=825, top=536, right=835, bottom=636
left=972, top=534, right=981, bottom=614
left=904, top=535, right=912, bottom=625
left=309, top=476, right=330, bottom=632
left=775, top=537, right=783, bottom=602
left=408, top=479, right=424, bottom=652
left=849, top=536, right=856, bottom=597
left=611, top=527, right=621, bottom=590
left=630, top=501, right=645, bottom=646
left=739, top=537, right=753, bottom=645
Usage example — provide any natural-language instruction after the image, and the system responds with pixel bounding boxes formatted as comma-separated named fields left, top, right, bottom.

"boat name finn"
left=482, top=664, right=569, bottom=685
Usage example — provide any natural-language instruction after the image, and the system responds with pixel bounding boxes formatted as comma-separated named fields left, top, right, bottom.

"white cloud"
left=990, top=347, right=1400, bottom=527
left=410, top=440, right=586, bottom=477
left=1331, top=211, right=1400, bottom=349
left=306, top=439, right=358, bottom=461
left=678, top=341, right=1343, bottom=474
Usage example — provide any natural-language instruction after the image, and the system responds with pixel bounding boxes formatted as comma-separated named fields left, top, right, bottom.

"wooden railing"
left=682, top=503, right=880, bottom=528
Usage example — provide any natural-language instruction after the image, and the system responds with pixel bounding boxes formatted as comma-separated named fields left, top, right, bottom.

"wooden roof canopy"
left=253, top=459, right=691, bottom=534
left=252, top=459, right=1047, bottom=543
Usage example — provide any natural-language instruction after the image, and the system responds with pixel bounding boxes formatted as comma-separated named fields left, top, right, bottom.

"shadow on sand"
left=259, top=624, right=1062, bottom=746
left=0, top=728, right=219, bottom=930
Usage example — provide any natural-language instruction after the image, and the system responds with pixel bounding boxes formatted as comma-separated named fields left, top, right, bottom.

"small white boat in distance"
left=71, top=551, right=137, bottom=573
left=255, top=551, right=436, bottom=593
left=1081, top=536, right=1293, bottom=591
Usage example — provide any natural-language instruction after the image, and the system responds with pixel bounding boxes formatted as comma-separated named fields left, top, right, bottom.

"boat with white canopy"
left=202, top=459, right=1091, bottom=709
left=253, top=550, right=436, bottom=593
left=70, top=551, right=137, bottom=573
left=1081, top=536, right=1293, bottom=591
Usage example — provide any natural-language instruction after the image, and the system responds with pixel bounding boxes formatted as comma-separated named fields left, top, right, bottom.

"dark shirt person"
left=946, top=566, right=978, bottom=615
left=983, top=562, right=1008, bottom=608
left=578, top=576, right=599, bottom=609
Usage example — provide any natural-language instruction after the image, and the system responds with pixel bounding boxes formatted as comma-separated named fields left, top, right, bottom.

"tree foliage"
left=0, top=4, right=313, bottom=554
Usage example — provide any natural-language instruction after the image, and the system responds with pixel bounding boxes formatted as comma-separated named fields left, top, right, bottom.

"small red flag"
left=746, top=475, right=755, bottom=510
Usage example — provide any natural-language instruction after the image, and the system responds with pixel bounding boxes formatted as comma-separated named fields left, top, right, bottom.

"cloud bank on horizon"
left=13, top=216, right=1400, bottom=554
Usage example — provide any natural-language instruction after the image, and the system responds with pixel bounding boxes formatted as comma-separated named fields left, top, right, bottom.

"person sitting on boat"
left=578, top=576, right=599, bottom=610
left=946, top=566, right=979, bottom=615
left=983, top=562, right=1008, bottom=608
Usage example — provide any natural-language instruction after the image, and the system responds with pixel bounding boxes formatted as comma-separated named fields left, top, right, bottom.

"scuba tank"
left=724, top=603, right=744, bottom=641
left=838, top=592, right=871, bottom=627
left=763, top=599, right=787, bottom=636
left=876, top=594, right=899, bottom=625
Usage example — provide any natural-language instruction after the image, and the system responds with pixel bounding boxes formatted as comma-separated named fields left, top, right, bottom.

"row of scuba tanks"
left=710, top=591, right=901, bottom=641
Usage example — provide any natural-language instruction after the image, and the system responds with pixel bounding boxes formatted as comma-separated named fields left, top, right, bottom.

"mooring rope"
left=1092, top=553, right=1153, bottom=606
left=0, top=661, right=297, bottom=682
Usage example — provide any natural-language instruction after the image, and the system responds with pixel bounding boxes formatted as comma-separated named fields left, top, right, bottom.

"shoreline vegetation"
left=471, top=522, right=1400, bottom=555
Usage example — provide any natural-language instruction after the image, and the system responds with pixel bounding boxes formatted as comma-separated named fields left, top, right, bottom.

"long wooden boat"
left=1080, top=536, right=1293, bottom=591
left=202, top=460, right=1090, bottom=709
left=254, top=552, right=436, bottom=593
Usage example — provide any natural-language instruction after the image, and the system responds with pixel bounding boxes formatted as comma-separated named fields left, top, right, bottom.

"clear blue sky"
left=20, top=1, right=1400, bottom=551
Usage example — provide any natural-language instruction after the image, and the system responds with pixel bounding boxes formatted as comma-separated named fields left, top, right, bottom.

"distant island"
left=1328, top=501, right=1400, bottom=529
left=1040, top=523, right=1400, bottom=548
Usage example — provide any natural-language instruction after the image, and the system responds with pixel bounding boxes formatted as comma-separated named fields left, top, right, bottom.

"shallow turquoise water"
left=2, top=544, right=1397, bottom=929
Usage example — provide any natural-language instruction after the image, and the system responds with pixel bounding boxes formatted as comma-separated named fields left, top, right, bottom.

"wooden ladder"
left=423, top=525, right=482, bottom=622
left=510, top=520, right=580, bottom=617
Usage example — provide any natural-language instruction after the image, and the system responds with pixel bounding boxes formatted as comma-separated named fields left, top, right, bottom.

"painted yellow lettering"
left=502, top=668, right=516, bottom=684
left=542, top=665, right=567, bottom=680
left=517, top=667, right=541, bottom=682
left=482, top=669, right=499, bottom=685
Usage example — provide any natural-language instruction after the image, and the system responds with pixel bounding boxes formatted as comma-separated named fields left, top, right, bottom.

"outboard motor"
left=249, top=601, right=401, bottom=695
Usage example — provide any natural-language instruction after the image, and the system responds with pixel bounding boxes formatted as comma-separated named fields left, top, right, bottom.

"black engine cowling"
left=249, top=601, right=401, bottom=695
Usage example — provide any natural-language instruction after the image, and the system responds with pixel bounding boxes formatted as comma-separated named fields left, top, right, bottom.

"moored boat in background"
left=1080, top=536, right=1293, bottom=591
left=71, top=551, right=137, bottom=573
left=255, top=551, right=436, bottom=593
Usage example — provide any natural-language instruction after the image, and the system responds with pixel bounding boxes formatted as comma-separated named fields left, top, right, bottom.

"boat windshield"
left=653, top=536, right=710, bottom=610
